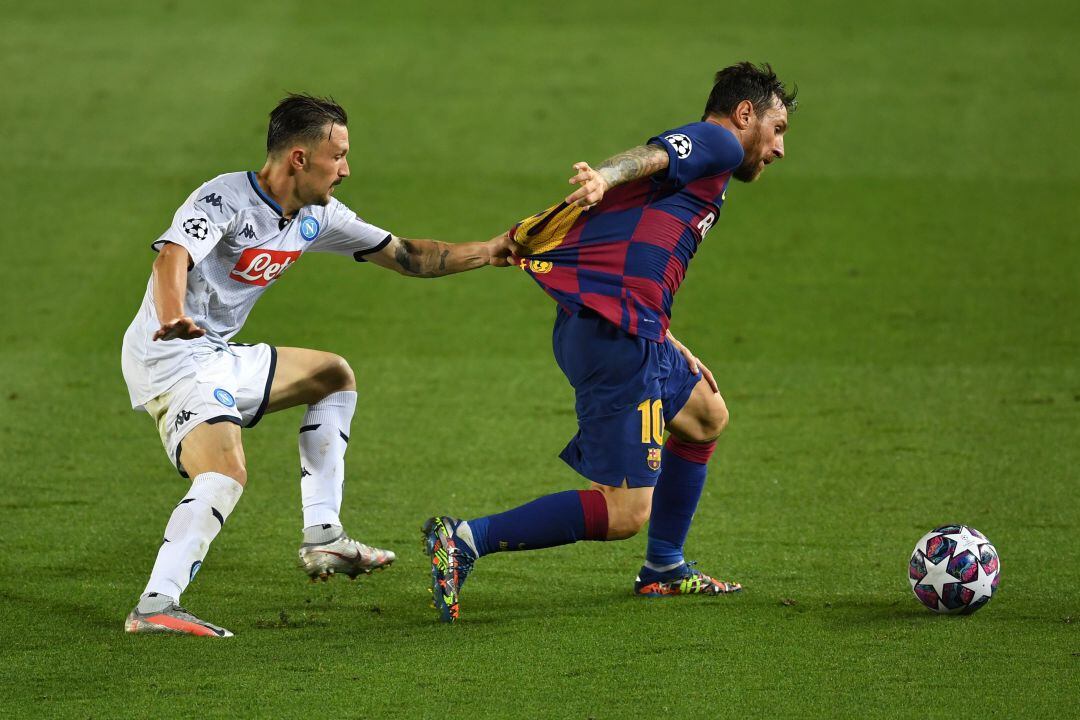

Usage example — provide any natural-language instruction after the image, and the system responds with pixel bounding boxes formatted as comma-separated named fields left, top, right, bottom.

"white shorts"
left=143, top=343, right=277, bottom=477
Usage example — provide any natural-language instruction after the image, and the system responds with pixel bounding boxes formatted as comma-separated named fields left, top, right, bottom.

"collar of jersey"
left=247, top=171, right=285, bottom=216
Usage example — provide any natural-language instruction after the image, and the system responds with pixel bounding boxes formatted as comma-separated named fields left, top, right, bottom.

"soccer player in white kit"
left=121, top=94, right=519, bottom=636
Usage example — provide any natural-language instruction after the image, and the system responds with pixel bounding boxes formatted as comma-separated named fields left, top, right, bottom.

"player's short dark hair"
left=267, top=93, right=348, bottom=155
left=702, top=62, right=797, bottom=121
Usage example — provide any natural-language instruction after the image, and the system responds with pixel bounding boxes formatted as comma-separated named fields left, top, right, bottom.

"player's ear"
left=732, top=100, right=755, bottom=130
left=289, top=147, right=307, bottom=171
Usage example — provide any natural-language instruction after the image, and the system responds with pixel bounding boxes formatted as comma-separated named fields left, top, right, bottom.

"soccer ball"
left=908, top=525, right=1000, bottom=614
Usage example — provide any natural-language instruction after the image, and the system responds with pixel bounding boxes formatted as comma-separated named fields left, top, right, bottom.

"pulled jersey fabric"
left=521, top=122, right=743, bottom=342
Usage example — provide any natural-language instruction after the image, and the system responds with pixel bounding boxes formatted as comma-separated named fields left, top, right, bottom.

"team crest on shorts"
left=647, top=447, right=662, bottom=471
left=213, top=388, right=236, bottom=407
left=300, top=216, right=320, bottom=241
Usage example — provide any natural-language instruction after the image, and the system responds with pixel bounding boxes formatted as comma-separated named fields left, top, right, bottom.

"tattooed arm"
left=366, top=232, right=520, bottom=277
left=564, top=144, right=670, bottom=207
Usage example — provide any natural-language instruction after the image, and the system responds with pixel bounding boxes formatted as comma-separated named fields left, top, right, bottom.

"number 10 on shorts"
left=637, top=398, right=664, bottom=445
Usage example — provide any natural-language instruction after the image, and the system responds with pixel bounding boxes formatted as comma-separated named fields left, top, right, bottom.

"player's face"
left=301, top=123, right=351, bottom=205
left=734, top=97, right=788, bottom=183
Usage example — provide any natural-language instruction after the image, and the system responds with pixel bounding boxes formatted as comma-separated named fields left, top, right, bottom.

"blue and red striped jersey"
left=521, top=121, right=743, bottom=342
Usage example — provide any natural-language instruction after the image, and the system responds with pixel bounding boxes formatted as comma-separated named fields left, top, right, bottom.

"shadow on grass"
left=815, top=598, right=946, bottom=626
left=0, top=587, right=127, bottom=635
left=445, top=586, right=756, bottom=627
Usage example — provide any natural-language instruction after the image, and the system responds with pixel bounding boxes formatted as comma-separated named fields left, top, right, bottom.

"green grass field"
left=2, top=1, right=1078, bottom=717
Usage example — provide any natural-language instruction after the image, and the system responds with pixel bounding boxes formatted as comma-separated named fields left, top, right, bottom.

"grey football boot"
left=299, top=530, right=396, bottom=581
left=125, top=595, right=233, bottom=637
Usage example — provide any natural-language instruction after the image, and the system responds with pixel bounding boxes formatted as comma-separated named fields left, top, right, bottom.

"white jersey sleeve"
left=151, top=176, right=239, bottom=265
left=307, top=198, right=392, bottom=261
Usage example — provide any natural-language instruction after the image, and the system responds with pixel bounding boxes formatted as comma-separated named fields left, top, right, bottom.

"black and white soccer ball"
left=909, top=525, right=1000, bottom=614
left=182, top=217, right=208, bottom=240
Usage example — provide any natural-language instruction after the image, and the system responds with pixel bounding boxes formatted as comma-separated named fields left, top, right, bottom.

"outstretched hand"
left=565, top=162, right=610, bottom=208
left=153, top=316, right=205, bottom=341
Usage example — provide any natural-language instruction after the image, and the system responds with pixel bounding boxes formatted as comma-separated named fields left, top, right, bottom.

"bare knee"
left=680, top=395, right=729, bottom=443
left=317, top=354, right=355, bottom=395
left=699, top=396, right=729, bottom=441
left=178, top=424, right=248, bottom=486
left=595, top=485, right=652, bottom=540
left=219, top=462, right=248, bottom=486
left=191, top=450, right=247, bottom=486
left=609, top=506, right=651, bottom=539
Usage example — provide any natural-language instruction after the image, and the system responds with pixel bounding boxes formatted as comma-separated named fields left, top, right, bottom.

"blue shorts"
left=552, top=308, right=701, bottom=488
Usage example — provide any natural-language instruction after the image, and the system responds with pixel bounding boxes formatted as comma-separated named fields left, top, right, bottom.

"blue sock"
left=463, top=490, right=607, bottom=558
left=645, top=441, right=711, bottom=571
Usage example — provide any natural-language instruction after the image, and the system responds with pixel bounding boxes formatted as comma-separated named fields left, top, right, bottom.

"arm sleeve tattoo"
left=595, top=144, right=670, bottom=187
left=395, top=238, right=421, bottom=275
left=392, top=238, right=486, bottom=277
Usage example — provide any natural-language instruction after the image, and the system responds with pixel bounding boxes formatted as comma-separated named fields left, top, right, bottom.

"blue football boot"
left=634, top=561, right=742, bottom=597
left=422, top=516, right=476, bottom=623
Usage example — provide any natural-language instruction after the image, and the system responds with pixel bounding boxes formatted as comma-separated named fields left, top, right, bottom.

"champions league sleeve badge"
left=300, top=216, right=320, bottom=241
left=664, top=133, right=693, bottom=159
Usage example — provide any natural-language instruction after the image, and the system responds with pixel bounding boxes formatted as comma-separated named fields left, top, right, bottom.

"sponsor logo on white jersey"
left=229, top=248, right=302, bottom=286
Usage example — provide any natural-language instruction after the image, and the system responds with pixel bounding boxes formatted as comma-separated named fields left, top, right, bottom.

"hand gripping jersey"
left=122, top=171, right=391, bottom=409
left=521, top=122, right=744, bottom=342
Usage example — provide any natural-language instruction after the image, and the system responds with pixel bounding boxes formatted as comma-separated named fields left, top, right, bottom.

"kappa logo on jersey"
left=229, top=248, right=302, bottom=286
left=237, top=223, right=258, bottom=240
left=199, top=193, right=224, bottom=208
left=182, top=217, right=208, bottom=240
left=213, top=388, right=235, bottom=407
left=664, top=133, right=693, bottom=159
left=299, top=216, right=320, bottom=241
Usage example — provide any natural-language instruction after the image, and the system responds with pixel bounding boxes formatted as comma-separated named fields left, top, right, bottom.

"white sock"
left=142, top=472, right=243, bottom=601
left=299, top=390, right=356, bottom=529
left=302, top=523, right=343, bottom=545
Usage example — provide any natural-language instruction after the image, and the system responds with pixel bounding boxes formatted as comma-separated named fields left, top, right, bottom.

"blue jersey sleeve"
left=647, top=122, right=744, bottom=188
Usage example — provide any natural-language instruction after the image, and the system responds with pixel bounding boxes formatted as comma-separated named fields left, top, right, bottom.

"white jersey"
left=122, top=171, right=391, bottom=409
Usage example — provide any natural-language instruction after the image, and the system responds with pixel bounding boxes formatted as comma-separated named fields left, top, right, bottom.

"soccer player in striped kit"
left=122, top=94, right=518, bottom=636
left=424, top=62, right=796, bottom=622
